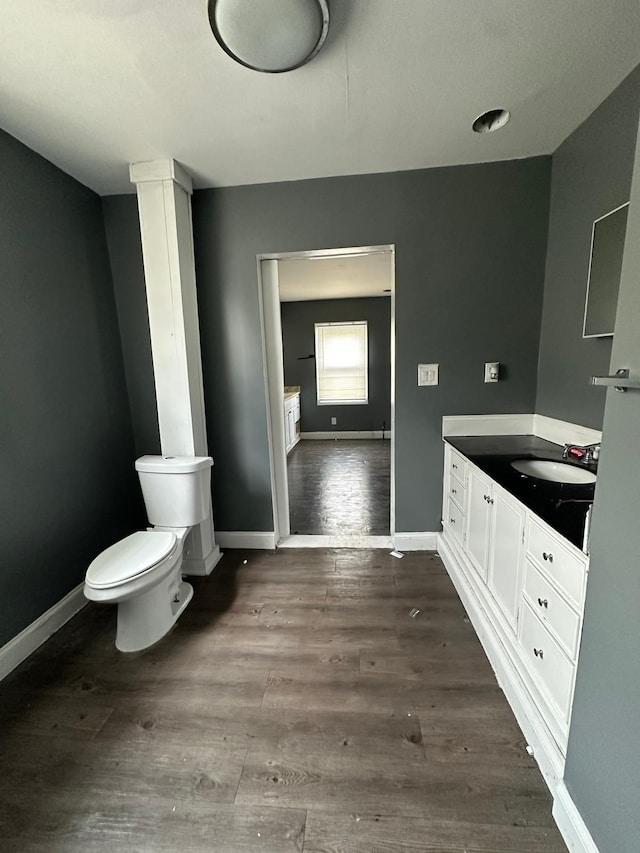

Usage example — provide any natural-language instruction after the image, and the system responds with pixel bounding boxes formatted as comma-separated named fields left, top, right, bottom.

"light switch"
left=484, top=362, right=500, bottom=383
left=418, top=363, right=439, bottom=386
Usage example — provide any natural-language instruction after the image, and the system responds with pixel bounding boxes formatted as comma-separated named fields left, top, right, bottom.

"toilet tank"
left=135, top=456, right=213, bottom=527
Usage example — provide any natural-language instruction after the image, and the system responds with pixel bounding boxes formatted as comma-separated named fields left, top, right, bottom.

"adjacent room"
left=278, top=250, right=393, bottom=540
left=1, top=3, right=639, bottom=852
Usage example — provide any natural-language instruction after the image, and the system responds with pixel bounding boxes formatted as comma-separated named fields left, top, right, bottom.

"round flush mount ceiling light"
left=209, top=0, right=330, bottom=73
left=472, top=108, right=511, bottom=133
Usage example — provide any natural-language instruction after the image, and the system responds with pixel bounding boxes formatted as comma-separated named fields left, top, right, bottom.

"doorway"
left=257, top=245, right=395, bottom=547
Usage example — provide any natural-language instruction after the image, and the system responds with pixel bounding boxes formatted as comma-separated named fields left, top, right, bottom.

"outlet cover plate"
left=418, top=363, right=439, bottom=386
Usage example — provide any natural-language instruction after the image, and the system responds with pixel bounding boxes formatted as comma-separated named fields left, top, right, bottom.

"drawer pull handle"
left=533, top=647, right=544, bottom=660
left=483, top=494, right=489, bottom=502
left=537, top=597, right=549, bottom=609
left=542, top=551, right=554, bottom=563
left=488, top=497, right=494, bottom=505
left=452, top=463, right=458, bottom=470
left=451, top=488, right=457, bottom=494
left=450, top=518, right=455, bottom=524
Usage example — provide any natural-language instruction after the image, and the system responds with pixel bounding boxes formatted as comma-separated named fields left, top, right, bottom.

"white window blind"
left=315, top=321, right=368, bottom=405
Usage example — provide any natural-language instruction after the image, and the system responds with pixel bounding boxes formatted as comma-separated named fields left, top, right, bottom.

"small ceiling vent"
left=472, top=109, right=510, bottom=133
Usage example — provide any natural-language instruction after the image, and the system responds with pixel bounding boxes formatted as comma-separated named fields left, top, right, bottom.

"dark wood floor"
left=287, top=440, right=390, bottom=535
left=0, top=549, right=567, bottom=852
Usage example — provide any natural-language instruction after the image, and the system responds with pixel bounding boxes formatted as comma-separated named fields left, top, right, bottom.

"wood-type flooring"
left=288, top=440, right=390, bottom=535
left=0, top=549, right=568, bottom=852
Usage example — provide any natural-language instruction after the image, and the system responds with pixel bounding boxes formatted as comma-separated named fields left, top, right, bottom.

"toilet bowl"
left=84, top=455, right=213, bottom=652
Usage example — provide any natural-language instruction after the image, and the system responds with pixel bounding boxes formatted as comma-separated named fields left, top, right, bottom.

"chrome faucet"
left=562, top=443, right=600, bottom=463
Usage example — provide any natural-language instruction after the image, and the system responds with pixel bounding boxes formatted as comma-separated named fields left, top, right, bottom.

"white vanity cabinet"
left=452, top=460, right=525, bottom=632
left=284, top=392, right=301, bottom=454
left=440, top=441, right=589, bottom=763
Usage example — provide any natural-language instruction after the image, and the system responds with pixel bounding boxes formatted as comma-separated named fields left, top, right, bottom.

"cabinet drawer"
left=446, top=497, right=465, bottom=544
left=520, top=601, right=575, bottom=722
left=523, top=559, right=581, bottom=659
left=448, top=448, right=467, bottom=485
left=448, top=472, right=466, bottom=512
left=526, top=517, right=587, bottom=608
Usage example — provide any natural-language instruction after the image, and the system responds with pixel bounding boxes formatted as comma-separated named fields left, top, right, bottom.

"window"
left=314, top=321, right=368, bottom=405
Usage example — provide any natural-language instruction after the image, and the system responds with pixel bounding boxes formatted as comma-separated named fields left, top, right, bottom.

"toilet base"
left=115, top=572, right=194, bottom=653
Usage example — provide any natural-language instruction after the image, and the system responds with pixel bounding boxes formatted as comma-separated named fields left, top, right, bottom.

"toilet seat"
left=86, top=531, right=177, bottom=589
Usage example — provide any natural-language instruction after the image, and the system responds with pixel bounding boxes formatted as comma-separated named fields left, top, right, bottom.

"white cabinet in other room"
left=284, top=392, right=301, bottom=455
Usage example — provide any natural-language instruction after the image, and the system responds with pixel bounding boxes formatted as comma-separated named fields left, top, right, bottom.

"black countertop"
left=445, top=435, right=596, bottom=551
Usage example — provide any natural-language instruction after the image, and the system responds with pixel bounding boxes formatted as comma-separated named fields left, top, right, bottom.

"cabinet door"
left=488, top=486, right=525, bottom=630
left=284, top=407, right=291, bottom=452
left=286, top=409, right=296, bottom=452
left=465, top=467, right=492, bottom=581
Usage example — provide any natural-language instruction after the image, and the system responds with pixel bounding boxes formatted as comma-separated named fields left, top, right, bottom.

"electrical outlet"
left=331, top=417, right=337, bottom=425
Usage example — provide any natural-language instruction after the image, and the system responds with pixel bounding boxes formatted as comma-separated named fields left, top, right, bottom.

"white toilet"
left=84, top=455, right=213, bottom=652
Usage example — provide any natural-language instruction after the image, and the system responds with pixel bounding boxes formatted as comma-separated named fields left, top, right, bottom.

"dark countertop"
left=445, top=434, right=596, bottom=551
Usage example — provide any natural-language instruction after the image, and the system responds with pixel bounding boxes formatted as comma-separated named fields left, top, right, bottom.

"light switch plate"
left=418, top=363, right=439, bottom=386
left=484, top=362, right=500, bottom=383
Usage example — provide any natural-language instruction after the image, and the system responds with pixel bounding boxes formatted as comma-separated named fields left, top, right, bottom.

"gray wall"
left=281, top=297, right=391, bottom=433
left=0, top=129, right=142, bottom=646
left=189, top=157, right=550, bottom=532
left=536, top=64, right=640, bottom=428
left=101, top=196, right=160, bottom=458
left=563, top=118, right=640, bottom=853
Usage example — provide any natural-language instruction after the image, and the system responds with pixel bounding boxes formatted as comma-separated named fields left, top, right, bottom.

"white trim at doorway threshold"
left=279, top=534, right=393, bottom=548
left=301, top=431, right=391, bottom=440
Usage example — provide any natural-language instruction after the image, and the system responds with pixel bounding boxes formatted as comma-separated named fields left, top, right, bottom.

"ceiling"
left=278, top=251, right=393, bottom=302
left=1, top=1, right=639, bottom=196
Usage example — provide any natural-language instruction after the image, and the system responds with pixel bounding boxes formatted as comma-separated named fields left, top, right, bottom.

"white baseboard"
left=0, top=583, right=86, bottom=682
left=214, top=531, right=277, bottom=550
left=301, top=431, right=391, bottom=440
left=552, top=781, right=600, bottom=853
left=278, top=534, right=393, bottom=549
left=393, top=532, right=438, bottom=550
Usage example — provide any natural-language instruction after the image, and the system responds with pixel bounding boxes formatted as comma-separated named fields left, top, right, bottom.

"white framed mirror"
left=583, top=202, right=629, bottom=338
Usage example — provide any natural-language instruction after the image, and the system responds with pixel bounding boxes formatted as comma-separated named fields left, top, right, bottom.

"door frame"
left=256, top=244, right=396, bottom=545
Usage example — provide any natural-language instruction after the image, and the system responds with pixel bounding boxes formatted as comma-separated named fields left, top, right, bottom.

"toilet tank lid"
left=135, top=455, right=213, bottom=474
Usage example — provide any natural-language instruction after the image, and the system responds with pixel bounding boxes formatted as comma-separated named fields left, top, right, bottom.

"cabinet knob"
left=483, top=494, right=488, bottom=502
left=542, top=552, right=554, bottom=563
left=533, top=647, right=544, bottom=660
left=488, top=497, right=494, bottom=505
left=537, top=597, right=549, bottom=609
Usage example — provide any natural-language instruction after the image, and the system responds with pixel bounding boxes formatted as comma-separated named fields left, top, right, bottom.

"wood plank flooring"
left=0, top=549, right=568, bottom=852
left=287, top=440, right=390, bottom=535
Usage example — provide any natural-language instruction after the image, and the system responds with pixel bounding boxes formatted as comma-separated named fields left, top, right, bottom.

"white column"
left=130, top=158, right=221, bottom=576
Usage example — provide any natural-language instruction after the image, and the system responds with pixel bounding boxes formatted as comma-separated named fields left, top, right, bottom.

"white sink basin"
left=510, top=459, right=596, bottom=485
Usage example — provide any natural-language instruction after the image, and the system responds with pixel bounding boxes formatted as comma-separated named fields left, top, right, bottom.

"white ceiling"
left=278, top=251, right=393, bottom=302
left=1, top=1, right=639, bottom=196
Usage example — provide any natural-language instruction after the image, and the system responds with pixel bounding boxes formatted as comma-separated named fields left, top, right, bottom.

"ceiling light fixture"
left=472, top=108, right=511, bottom=133
left=209, top=0, right=330, bottom=73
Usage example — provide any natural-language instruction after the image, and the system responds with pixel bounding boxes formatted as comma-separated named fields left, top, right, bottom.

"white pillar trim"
left=130, top=158, right=221, bottom=576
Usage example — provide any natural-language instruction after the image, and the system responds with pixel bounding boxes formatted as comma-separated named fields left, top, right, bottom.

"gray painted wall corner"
left=0, top=130, right=141, bottom=646
left=535, top=63, right=640, bottom=429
